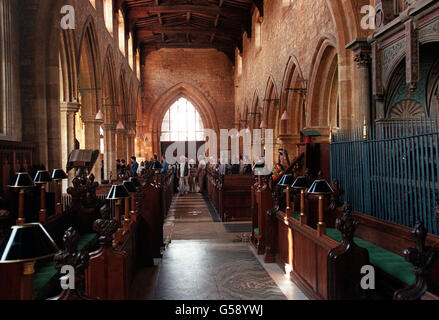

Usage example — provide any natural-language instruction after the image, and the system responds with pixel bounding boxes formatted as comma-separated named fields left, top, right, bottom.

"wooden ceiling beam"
left=128, top=4, right=246, bottom=20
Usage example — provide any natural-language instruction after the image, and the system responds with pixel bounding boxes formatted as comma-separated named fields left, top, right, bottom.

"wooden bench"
left=275, top=203, right=369, bottom=299
left=325, top=209, right=439, bottom=299
left=221, top=174, right=254, bottom=221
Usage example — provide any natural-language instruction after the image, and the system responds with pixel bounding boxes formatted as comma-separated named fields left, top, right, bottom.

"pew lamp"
left=291, top=176, right=310, bottom=225
left=122, top=180, right=137, bottom=228
left=52, top=169, right=68, bottom=216
left=34, top=170, right=53, bottom=223
left=106, top=185, right=130, bottom=244
left=129, top=177, right=142, bottom=189
left=0, top=223, right=59, bottom=300
left=308, top=177, right=334, bottom=236
left=277, top=174, right=295, bottom=217
left=253, top=161, right=266, bottom=187
left=8, top=172, right=35, bottom=225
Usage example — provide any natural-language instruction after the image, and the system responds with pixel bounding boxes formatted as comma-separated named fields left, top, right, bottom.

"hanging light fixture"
left=116, top=121, right=125, bottom=130
left=281, top=110, right=290, bottom=121
left=95, top=109, right=104, bottom=121
left=260, top=120, right=266, bottom=129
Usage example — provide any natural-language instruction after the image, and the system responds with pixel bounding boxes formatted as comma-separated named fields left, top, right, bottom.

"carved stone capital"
left=354, top=52, right=372, bottom=67
left=60, top=101, right=80, bottom=114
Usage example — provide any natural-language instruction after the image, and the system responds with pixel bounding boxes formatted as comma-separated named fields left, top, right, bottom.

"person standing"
left=160, top=155, right=169, bottom=173
left=197, top=155, right=207, bottom=193
left=130, top=156, right=139, bottom=177
left=137, top=161, right=145, bottom=176
left=178, top=156, right=189, bottom=196
left=189, top=159, right=198, bottom=193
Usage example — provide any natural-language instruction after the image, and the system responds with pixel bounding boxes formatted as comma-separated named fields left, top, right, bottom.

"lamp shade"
left=106, top=185, right=130, bottom=200
left=95, top=109, right=104, bottom=121
left=0, top=223, right=59, bottom=263
left=278, top=174, right=295, bottom=187
left=52, top=169, right=68, bottom=180
left=260, top=121, right=266, bottom=129
left=34, top=170, right=53, bottom=184
left=291, top=176, right=310, bottom=189
left=308, top=179, right=334, bottom=195
left=252, top=161, right=267, bottom=176
left=122, top=181, right=136, bottom=193
left=116, top=121, right=125, bottom=130
left=8, top=172, right=35, bottom=189
left=281, top=110, right=290, bottom=121
left=129, top=177, right=142, bottom=188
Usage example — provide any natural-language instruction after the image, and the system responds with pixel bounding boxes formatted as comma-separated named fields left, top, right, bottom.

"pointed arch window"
left=118, top=10, right=125, bottom=55
left=128, top=32, right=134, bottom=69
left=103, top=0, right=113, bottom=35
left=161, top=98, right=205, bottom=141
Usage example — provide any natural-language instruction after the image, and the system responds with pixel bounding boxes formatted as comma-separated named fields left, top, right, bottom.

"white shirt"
left=180, top=162, right=185, bottom=178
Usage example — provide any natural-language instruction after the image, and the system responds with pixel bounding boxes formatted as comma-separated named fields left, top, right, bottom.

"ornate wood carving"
left=51, top=227, right=94, bottom=300
left=394, top=221, right=438, bottom=300
left=329, top=179, right=343, bottom=211
left=327, top=202, right=370, bottom=300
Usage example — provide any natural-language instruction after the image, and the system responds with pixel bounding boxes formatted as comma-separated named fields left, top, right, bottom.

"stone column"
left=346, top=39, right=372, bottom=127
left=60, top=102, right=80, bottom=190
left=116, top=129, right=128, bottom=160
left=82, top=115, right=103, bottom=181
left=103, top=123, right=116, bottom=181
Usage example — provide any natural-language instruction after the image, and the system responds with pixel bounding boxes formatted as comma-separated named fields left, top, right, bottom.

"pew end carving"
left=49, top=227, right=95, bottom=300
left=327, top=202, right=370, bottom=300
left=394, top=221, right=439, bottom=300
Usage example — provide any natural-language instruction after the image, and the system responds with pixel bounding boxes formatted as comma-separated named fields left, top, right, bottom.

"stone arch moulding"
left=102, top=46, right=117, bottom=124
left=307, top=36, right=338, bottom=129
left=77, top=16, right=102, bottom=117
left=147, top=82, right=220, bottom=141
left=281, top=55, right=305, bottom=136
left=262, top=76, right=280, bottom=131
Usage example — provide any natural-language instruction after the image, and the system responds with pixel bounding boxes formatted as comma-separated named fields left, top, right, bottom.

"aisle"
left=152, top=193, right=308, bottom=300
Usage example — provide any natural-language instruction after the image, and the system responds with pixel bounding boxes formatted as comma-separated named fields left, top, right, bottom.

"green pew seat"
left=326, top=228, right=415, bottom=286
left=34, top=233, right=98, bottom=300
left=291, top=211, right=300, bottom=221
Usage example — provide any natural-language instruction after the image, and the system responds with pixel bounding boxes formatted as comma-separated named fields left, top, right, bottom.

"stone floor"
left=130, top=192, right=308, bottom=300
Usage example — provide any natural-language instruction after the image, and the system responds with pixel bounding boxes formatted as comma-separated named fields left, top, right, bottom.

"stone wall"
left=140, top=48, right=235, bottom=157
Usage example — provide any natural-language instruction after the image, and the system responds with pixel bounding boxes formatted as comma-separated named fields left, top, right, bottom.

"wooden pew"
left=325, top=208, right=439, bottom=300
left=86, top=204, right=137, bottom=300
left=205, top=167, right=254, bottom=222
left=275, top=203, right=369, bottom=299
left=220, top=174, right=254, bottom=222
left=0, top=174, right=102, bottom=300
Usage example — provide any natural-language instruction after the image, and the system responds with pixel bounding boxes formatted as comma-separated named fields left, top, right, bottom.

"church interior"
left=1, top=0, right=439, bottom=303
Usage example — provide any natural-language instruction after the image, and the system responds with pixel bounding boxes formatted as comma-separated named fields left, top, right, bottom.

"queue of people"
left=115, top=154, right=170, bottom=178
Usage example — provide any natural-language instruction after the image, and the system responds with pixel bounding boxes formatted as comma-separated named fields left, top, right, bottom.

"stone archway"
left=144, top=83, right=220, bottom=156
left=307, top=36, right=338, bottom=137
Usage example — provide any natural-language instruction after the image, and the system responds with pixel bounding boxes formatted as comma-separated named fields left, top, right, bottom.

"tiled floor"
left=131, top=193, right=308, bottom=300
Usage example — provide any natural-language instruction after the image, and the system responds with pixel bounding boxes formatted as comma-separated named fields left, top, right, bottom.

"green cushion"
left=34, top=233, right=98, bottom=300
left=326, top=228, right=415, bottom=285
left=254, top=228, right=259, bottom=235
left=34, top=259, right=59, bottom=300
left=291, top=211, right=300, bottom=221
left=78, top=233, right=98, bottom=251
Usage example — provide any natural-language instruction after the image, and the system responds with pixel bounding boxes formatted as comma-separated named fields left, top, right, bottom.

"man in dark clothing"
left=130, top=156, right=139, bottom=177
